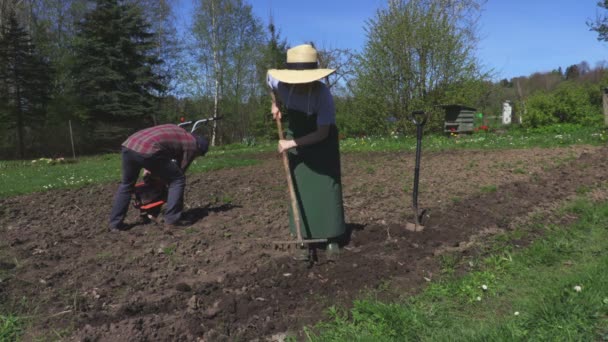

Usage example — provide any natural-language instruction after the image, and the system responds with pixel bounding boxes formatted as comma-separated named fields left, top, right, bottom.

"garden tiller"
left=132, top=173, right=168, bottom=223
left=131, top=116, right=221, bottom=223
left=405, top=110, right=428, bottom=232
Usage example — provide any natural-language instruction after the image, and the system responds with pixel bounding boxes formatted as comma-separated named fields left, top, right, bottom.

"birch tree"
left=191, top=0, right=263, bottom=145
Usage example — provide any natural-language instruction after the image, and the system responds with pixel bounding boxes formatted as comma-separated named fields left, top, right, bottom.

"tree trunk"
left=603, top=88, right=608, bottom=127
left=210, top=0, right=218, bottom=146
left=16, top=85, right=24, bottom=159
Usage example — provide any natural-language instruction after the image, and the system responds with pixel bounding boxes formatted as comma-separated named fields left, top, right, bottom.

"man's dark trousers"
left=109, top=147, right=185, bottom=228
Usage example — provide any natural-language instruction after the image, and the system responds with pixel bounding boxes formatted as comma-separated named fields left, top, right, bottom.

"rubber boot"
left=293, top=246, right=309, bottom=261
left=326, top=242, right=340, bottom=260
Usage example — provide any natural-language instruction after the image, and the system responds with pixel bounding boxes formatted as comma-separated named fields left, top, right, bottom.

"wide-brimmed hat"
left=268, top=44, right=335, bottom=84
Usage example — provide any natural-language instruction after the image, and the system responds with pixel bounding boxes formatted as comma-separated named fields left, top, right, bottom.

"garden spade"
left=405, top=110, right=428, bottom=232
left=272, top=116, right=327, bottom=253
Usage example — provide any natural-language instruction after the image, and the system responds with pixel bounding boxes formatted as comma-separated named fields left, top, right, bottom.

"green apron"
left=285, top=108, right=346, bottom=239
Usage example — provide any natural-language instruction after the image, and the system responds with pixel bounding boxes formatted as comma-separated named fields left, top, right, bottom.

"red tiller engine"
left=132, top=173, right=167, bottom=223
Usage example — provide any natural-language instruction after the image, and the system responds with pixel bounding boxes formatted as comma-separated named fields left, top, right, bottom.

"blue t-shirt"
left=267, top=73, right=336, bottom=125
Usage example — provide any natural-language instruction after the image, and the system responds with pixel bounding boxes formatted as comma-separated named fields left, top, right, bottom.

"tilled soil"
left=0, top=145, right=607, bottom=341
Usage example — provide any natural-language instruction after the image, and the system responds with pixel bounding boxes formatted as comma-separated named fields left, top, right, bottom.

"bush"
left=523, top=82, right=603, bottom=128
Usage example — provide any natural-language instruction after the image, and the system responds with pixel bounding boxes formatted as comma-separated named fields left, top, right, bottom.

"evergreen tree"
left=0, top=12, right=51, bottom=158
left=565, top=64, right=580, bottom=80
left=28, top=1, right=89, bottom=124
left=129, top=0, right=183, bottom=124
left=72, top=0, right=164, bottom=123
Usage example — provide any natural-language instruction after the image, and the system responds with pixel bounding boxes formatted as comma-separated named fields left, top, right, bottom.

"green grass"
left=336, top=124, right=607, bottom=153
left=480, top=185, right=498, bottom=193
left=307, top=197, right=608, bottom=341
left=162, top=245, right=176, bottom=256
left=1, top=124, right=605, bottom=198
left=200, top=124, right=607, bottom=154
left=0, top=314, right=22, bottom=341
left=0, top=150, right=260, bottom=198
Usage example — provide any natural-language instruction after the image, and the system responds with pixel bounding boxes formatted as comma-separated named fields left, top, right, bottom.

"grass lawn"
left=306, top=196, right=608, bottom=341
left=1, top=124, right=605, bottom=199
left=0, top=152, right=260, bottom=198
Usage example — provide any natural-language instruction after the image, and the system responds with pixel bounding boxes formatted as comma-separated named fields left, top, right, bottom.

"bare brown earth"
left=0, top=145, right=607, bottom=341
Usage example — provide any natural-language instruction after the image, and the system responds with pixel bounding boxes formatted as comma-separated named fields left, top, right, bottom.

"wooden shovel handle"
left=276, top=117, right=303, bottom=242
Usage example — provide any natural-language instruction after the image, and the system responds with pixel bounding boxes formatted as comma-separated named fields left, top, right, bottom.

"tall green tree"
left=0, top=12, right=51, bottom=158
left=130, top=0, right=183, bottom=123
left=316, top=46, right=356, bottom=93
left=72, top=0, right=164, bottom=123
left=352, top=0, right=486, bottom=135
left=191, top=0, right=264, bottom=145
left=251, top=18, right=287, bottom=140
left=28, top=1, right=88, bottom=124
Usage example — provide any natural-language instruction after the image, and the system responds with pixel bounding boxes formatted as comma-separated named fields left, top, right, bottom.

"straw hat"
left=268, top=44, right=335, bottom=84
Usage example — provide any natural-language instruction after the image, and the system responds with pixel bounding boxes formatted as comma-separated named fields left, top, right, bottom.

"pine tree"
left=72, top=0, right=164, bottom=123
left=0, top=12, right=51, bottom=158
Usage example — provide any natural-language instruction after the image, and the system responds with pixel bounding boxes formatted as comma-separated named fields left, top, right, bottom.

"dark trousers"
left=109, top=147, right=185, bottom=227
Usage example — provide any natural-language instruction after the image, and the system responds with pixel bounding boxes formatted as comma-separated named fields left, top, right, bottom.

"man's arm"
left=180, top=150, right=196, bottom=173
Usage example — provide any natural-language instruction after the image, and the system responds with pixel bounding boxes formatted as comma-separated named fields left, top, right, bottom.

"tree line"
left=0, top=0, right=606, bottom=159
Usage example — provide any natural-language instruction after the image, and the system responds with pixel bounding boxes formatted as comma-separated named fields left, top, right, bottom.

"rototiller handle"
left=178, top=116, right=223, bottom=133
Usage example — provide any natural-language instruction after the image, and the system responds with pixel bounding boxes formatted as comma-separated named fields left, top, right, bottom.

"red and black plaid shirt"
left=122, top=124, right=198, bottom=171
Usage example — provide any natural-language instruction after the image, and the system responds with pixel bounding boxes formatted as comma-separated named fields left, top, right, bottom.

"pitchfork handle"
left=410, top=111, right=427, bottom=223
left=276, top=117, right=304, bottom=243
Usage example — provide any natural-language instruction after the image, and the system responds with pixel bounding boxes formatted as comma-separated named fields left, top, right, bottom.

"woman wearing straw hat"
left=268, top=44, right=346, bottom=259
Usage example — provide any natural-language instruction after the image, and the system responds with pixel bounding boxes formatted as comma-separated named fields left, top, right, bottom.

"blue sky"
left=176, top=0, right=608, bottom=81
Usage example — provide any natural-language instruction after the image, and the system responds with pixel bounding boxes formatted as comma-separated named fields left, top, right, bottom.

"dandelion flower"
left=514, top=311, right=520, bottom=316
left=574, top=285, right=582, bottom=292
left=481, top=284, right=488, bottom=291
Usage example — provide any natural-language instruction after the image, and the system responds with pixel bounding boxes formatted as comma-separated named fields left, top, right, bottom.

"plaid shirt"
left=123, top=124, right=198, bottom=171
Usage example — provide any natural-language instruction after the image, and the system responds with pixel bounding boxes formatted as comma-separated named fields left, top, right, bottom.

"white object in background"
left=502, top=101, right=512, bottom=125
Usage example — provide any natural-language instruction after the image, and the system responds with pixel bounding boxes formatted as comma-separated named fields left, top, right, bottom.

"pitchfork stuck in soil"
left=405, top=110, right=428, bottom=232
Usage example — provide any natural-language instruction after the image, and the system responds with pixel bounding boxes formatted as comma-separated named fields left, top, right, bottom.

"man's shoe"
left=108, top=222, right=128, bottom=232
